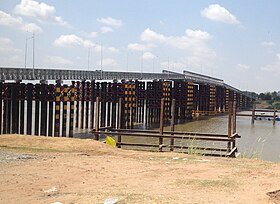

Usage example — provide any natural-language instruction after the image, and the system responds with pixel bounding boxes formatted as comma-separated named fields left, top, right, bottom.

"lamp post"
left=100, top=43, right=103, bottom=79
left=32, top=32, right=35, bottom=79
left=24, top=32, right=35, bottom=79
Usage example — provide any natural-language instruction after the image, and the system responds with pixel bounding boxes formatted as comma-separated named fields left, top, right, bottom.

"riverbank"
left=0, top=134, right=280, bottom=204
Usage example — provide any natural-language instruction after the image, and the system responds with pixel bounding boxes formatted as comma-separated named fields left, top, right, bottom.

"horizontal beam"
left=93, top=131, right=235, bottom=142
left=110, top=128, right=229, bottom=137
left=0, top=67, right=184, bottom=81
left=0, top=67, right=254, bottom=99
left=236, top=114, right=277, bottom=117
left=118, top=142, right=228, bottom=152
left=250, top=109, right=278, bottom=112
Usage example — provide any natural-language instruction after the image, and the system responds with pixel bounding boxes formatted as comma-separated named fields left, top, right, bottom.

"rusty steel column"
left=227, top=101, right=233, bottom=152
left=19, top=83, right=26, bottom=135
left=170, top=99, right=176, bottom=151
left=159, top=98, right=165, bottom=151
left=34, top=84, right=40, bottom=135
left=69, top=81, right=75, bottom=137
left=54, top=81, right=61, bottom=137
left=26, top=83, right=33, bottom=135
left=40, top=82, right=47, bottom=136
left=48, top=84, right=55, bottom=137
left=75, top=81, right=80, bottom=128
left=11, top=83, right=19, bottom=134
left=80, top=80, right=85, bottom=129
left=62, top=85, right=68, bottom=137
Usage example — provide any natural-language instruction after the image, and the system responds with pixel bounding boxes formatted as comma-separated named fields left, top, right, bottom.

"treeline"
left=256, top=91, right=280, bottom=109
left=258, top=91, right=280, bottom=101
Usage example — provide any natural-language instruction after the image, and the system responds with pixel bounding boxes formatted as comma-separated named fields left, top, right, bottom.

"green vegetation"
left=254, top=91, right=280, bottom=109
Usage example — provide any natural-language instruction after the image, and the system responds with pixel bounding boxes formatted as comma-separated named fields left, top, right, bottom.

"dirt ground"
left=0, top=135, right=280, bottom=204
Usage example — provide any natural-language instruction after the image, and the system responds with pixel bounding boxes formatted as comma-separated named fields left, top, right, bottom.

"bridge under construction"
left=0, top=67, right=254, bottom=138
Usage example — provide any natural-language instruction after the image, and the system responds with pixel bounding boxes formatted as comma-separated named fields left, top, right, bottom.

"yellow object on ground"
left=106, top=136, right=116, bottom=147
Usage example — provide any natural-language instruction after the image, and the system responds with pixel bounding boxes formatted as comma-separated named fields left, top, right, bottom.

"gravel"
left=0, top=150, right=37, bottom=163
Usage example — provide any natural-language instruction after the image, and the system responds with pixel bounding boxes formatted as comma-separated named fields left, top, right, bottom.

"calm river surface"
left=163, top=111, right=280, bottom=162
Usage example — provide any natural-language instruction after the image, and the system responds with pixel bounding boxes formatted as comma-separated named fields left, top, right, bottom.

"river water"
left=115, top=111, right=280, bottom=162
left=162, top=111, right=280, bottom=162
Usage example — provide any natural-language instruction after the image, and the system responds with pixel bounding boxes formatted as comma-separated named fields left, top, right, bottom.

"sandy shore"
left=0, top=134, right=280, bottom=204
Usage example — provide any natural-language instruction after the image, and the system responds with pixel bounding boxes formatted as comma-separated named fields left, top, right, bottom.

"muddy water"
left=119, top=111, right=280, bottom=162
left=164, top=111, right=280, bottom=162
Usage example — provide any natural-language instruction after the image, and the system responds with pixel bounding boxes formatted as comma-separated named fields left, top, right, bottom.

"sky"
left=0, top=0, right=280, bottom=93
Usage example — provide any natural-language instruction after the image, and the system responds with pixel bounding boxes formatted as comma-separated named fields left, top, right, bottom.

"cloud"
left=201, top=4, right=240, bottom=24
left=96, top=58, right=118, bottom=67
left=88, top=32, right=98, bottom=38
left=14, top=0, right=67, bottom=26
left=261, top=41, right=275, bottom=47
left=141, top=28, right=166, bottom=42
left=92, top=44, right=120, bottom=54
left=97, top=17, right=123, bottom=28
left=107, top=47, right=120, bottom=53
left=261, top=53, right=280, bottom=73
left=100, top=26, right=114, bottom=33
left=44, top=55, right=73, bottom=66
left=127, top=43, right=155, bottom=51
left=142, top=52, right=155, bottom=60
left=140, top=28, right=216, bottom=69
left=0, top=37, right=22, bottom=66
left=141, top=28, right=212, bottom=49
left=0, top=10, right=42, bottom=32
left=236, top=63, right=250, bottom=71
left=53, top=34, right=94, bottom=48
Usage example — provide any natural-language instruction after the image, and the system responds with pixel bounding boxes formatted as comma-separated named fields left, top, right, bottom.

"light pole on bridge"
left=24, top=32, right=35, bottom=79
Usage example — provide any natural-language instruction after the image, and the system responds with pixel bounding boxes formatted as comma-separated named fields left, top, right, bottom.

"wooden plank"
left=0, top=81, right=2, bottom=134
left=226, top=147, right=237, bottom=157
left=92, top=131, right=235, bottom=142
left=236, top=113, right=277, bottom=117
left=273, top=109, right=276, bottom=126
left=227, top=101, right=232, bottom=151
left=110, top=128, right=228, bottom=137
left=170, top=99, right=175, bottom=151
left=118, top=142, right=228, bottom=152
left=251, top=105, right=255, bottom=125
left=251, top=109, right=278, bottom=112
left=117, top=97, right=123, bottom=148
left=94, top=97, right=100, bottom=140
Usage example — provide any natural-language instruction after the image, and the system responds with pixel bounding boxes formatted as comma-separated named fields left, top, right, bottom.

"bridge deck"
left=0, top=67, right=254, bottom=98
